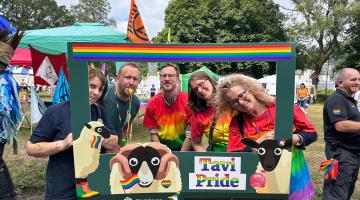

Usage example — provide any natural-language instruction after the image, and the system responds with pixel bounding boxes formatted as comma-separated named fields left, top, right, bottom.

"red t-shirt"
left=226, top=104, right=316, bottom=152
left=143, top=91, right=191, bottom=149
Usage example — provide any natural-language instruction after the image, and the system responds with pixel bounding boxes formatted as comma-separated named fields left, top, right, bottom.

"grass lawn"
left=3, top=104, right=360, bottom=199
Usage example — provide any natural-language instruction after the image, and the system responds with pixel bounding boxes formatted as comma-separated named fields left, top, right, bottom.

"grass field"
left=3, top=103, right=360, bottom=199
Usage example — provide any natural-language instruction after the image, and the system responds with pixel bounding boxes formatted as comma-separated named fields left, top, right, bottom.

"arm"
left=325, top=97, right=360, bottom=133
left=293, top=105, right=318, bottom=148
left=143, top=100, right=160, bottom=142
left=98, top=104, right=119, bottom=150
left=150, top=129, right=160, bottom=142
left=102, top=135, right=119, bottom=149
left=26, top=133, right=73, bottom=158
left=335, top=120, right=360, bottom=133
left=191, top=136, right=206, bottom=152
left=180, top=138, right=192, bottom=152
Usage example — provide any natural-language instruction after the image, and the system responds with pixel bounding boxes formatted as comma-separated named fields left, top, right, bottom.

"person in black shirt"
left=323, top=68, right=360, bottom=200
left=150, top=84, right=156, bottom=97
left=26, top=67, right=117, bottom=199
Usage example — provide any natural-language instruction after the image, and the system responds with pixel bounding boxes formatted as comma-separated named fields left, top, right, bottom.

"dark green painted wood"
left=66, top=42, right=296, bottom=199
left=67, top=42, right=91, bottom=138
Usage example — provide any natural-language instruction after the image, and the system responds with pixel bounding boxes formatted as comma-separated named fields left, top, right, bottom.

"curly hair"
left=188, top=71, right=217, bottom=112
left=216, top=74, right=275, bottom=115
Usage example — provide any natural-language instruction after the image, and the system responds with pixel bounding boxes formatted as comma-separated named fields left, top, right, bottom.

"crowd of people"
left=0, top=25, right=359, bottom=199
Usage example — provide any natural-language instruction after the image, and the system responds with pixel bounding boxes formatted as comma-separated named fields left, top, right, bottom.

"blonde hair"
left=216, top=74, right=275, bottom=115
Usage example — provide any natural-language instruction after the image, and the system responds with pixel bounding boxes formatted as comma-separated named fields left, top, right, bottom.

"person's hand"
left=102, top=135, right=118, bottom=147
left=256, top=131, right=275, bottom=143
left=292, top=134, right=302, bottom=146
left=58, top=133, right=73, bottom=151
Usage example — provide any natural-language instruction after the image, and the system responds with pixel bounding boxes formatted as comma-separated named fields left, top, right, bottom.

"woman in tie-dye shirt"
left=188, top=71, right=231, bottom=152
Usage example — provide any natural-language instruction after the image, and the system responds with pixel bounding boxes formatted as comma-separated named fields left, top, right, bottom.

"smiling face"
left=89, top=76, right=105, bottom=105
left=116, top=65, right=141, bottom=98
left=190, top=79, right=213, bottom=101
left=160, top=66, right=179, bottom=92
left=338, top=69, right=360, bottom=96
left=225, top=85, right=258, bottom=114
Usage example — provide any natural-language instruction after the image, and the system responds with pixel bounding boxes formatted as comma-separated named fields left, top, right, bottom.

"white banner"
left=35, top=56, right=58, bottom=86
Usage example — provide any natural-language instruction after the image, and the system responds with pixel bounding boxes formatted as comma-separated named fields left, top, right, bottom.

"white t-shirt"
left=354, top=90, right=360, bottom=111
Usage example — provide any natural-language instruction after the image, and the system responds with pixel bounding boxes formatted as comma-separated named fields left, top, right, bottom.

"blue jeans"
left=297, top=99, right=308, bottom=108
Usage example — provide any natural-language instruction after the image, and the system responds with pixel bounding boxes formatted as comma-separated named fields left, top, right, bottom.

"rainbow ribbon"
left=319, top=159, right=339, bottom=180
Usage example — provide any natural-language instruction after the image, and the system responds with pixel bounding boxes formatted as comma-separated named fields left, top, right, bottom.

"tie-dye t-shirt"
left=143, top=91, right=190, bottom=150
left=190, top=106, right=231, bottom=149
left=226, top=103, right=316, bottom=152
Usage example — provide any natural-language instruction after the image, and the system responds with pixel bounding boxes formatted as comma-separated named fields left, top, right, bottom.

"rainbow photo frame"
left=68, top=42, right=296, bottom=200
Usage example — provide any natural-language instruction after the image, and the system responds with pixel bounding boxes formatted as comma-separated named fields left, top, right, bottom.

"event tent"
left=181, top=66, right=221, bottom=93
left=18, top=23, right=127, bottom=55
left=257, top=74, right=312, bottom=96
left=10, top=67, right=34, bottom=86
left=9, top=48, right=32, bottom=67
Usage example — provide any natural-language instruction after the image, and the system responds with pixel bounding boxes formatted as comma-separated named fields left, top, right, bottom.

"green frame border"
left=67, top=42, right=296, bottom=199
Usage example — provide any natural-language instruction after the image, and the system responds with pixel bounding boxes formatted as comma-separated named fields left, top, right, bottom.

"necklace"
left=250, top=109, right=269, bottom=134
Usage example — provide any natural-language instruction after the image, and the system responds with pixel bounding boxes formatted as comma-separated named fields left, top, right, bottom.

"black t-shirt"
left=323, top=89, right=360, bottom=151
left=30, top=102, right=115, bottom=200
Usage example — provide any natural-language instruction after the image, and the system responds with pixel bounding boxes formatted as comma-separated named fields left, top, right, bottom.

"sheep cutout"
left=242, top=138, right=292, bottom=172
left=73, top=121, right=111, bottom=198
left=242, top=138, right=293, bottom=194
left=109, top=142, right=182, bottom=194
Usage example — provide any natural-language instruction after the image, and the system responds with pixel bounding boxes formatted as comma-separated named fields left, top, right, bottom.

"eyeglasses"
left=160, top=73, right=177, bottom=78
left=192, top=80, right=208, bottom=93
left=120, top=75, right=140, bottom=83
left=230, top=91, right=247, bottom=107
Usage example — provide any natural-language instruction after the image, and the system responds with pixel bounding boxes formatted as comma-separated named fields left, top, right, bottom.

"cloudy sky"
left=56, top=0, right=294, bottom=39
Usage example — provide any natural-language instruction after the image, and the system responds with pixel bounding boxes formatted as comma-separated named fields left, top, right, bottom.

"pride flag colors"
left=121, top=174, right=140, bottom=189
left=71, top=43, right=292, bottom=62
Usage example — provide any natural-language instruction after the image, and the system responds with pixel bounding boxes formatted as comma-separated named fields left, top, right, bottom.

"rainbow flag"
left=121, top=174, right=140, bottom=189
left=289, top=147, right=314, bottom=200
left=90, top=136, right=102, bottom=149
left=319, top=159, right=338, bottom=179
left=71, top=43, right=292, bottom=62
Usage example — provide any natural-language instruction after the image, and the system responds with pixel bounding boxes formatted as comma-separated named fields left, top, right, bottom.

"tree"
left=289, top=0, right=359, bottom=89
left=338, top=3, right=360, bottom=70
left=70, top=0, right=116, bottom=27
left=0, top=0, right=75, bottom=30
left=153, top=0, right=287, bottom=77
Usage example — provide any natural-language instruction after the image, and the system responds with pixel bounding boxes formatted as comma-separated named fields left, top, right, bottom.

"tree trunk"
left=311, top=71, right=320, bottom=102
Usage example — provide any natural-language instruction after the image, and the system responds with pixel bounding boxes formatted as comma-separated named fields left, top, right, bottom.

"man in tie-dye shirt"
left=143, top=63, right=192, bottom=151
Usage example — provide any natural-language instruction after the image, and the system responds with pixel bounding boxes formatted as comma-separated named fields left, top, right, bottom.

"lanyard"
left=114, top=89, right=132, bottom=145
left=250, top=109, right=269, bottom=134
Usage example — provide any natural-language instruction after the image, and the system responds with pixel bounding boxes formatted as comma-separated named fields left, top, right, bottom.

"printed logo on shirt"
left=332, top=108, right=341, bottom=115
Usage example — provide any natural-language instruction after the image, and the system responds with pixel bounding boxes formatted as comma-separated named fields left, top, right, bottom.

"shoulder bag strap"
left=208, top=111, right=220, bottom=151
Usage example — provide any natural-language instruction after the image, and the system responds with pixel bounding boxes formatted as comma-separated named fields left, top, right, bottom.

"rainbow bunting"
left=71, top=43, right=293, bottom=62
left=121, top=174, right=140, bottom=189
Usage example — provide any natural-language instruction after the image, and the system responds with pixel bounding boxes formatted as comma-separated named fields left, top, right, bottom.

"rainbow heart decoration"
left=161, top=180, right=171, bottom=189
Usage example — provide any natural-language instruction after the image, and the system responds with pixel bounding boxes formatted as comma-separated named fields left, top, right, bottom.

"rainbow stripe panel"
left=71, top=43, right=292, bottom=62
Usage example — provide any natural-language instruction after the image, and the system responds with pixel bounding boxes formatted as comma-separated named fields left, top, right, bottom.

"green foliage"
left=289, top=0, right=360, bottom=87
left=315, top=89, right=334, bottom=103
left=70, top=0, right=116, bottom=27
left=0, top=0, right=75, bottom=30
left=152, top=0, right=286, bottom=77
left=338, top=3, right=360, bottom=69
